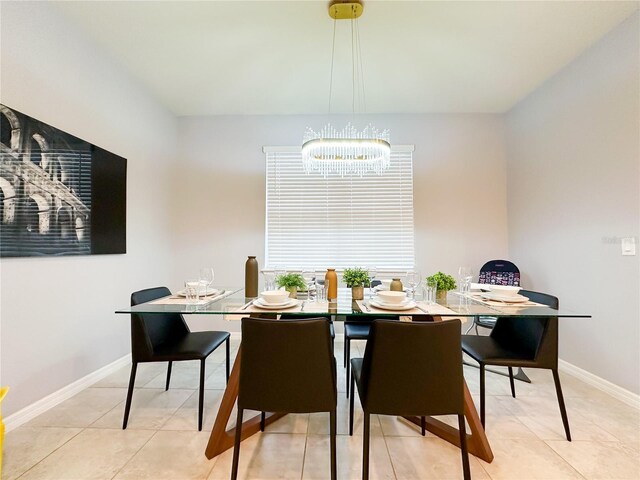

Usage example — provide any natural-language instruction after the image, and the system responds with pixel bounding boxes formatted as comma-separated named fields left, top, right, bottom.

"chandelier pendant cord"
left=328, top=18, right=337, bottom=115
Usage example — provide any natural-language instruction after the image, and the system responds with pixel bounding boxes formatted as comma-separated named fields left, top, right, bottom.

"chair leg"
left=421, top=416, right=426, bottom=436
left=345, top=337, right=351, bottom=398
left=122, top=362, right=137, bottom=429
left=508, top=366, right=516, bottom=398
left=198, top=358, right=206, bottom=431
left=165, top=361, right=173, bottom=391
left=552, top=369, right=572, bottom=441
left=225, top=337, right=230, bottom=383
left=349, top=369, right=356, bottom=436
left=362, top=412, right=370, bottom=480
left=343, top=333, right=348, bottom=366
left=330, top=409, right=337, bottom=480
left=479, top=364, right=486, bottom=428
left=458, top=414, right=471, bottom=480
left=231, top=408, right=244, bottom=480
left=260, top=411, right=266, bottom=432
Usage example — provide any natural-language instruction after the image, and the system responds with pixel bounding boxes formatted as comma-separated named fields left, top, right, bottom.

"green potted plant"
left=343, top=267, right=370, bottom=300
left=276, top=273, right=306, bottom=299
left=426, top=272, right=457, bottom=302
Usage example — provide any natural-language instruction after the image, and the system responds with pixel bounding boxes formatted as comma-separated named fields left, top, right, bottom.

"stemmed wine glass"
left=199, top=267, right=215, bottom=296
left=302, top=269, right=315, bottom=300
left=458, top=266, right=473, bottom=295
left=406, top=270, right=421, bottom=300
left=367, top=266, right=378, bottom=300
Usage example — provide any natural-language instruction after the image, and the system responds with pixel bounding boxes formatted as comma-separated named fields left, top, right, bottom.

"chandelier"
left=302, top=1, right=391, bottom=177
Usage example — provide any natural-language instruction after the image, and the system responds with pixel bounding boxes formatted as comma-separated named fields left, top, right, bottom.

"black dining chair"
left=461, top=290, right=571, bottom=441
left=232, top=317, right=337, bottom=480
left=466, top=259, right=521, bottom=334
left=124, top=287, right=230, bottom=431
left=349, top=319, right=470, bottom=480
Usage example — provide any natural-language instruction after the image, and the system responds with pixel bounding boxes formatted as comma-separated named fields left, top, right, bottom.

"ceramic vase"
left=325, top=268, right=338, bottom=301
left=245, top=256, right=258, bottom=297
left=390, top=278, right=403, bottom=291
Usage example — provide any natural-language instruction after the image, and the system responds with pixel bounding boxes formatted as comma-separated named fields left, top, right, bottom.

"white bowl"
left=377, top=279, right=392, bottom=290
left=376, top=290, right=407, bottom=304
left=260, top=290, right=290, bottom=304
left=488, top=285, right=521, bottom=296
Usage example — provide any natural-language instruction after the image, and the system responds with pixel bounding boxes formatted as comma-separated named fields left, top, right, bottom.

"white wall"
left=173, top=113, right=509, bottom=332
left=506, top=13, right=640, bottom=394
left=0, top=2, right=177, bottom=415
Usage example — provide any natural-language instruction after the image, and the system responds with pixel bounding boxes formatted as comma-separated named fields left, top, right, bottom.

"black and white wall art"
left=0, top=104, right=127, bottom=257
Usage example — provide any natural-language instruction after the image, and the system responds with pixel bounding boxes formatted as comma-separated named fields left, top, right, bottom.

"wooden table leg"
left=402, top=379, right=494, bottom=462
left=402, top=313, right=494, bottom=463
left=205, top=344, right=286, bottom=459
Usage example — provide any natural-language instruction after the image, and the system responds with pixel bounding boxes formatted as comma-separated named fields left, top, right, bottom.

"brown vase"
left=351, top=286, right=364, bottom=300
left=436, top=290, right=448, bottom=302
left=287, top=286, right=297, bottom=299
left=245, top=256, right=258, bottom=297
left=390, top=278, right=403, bottom=291
left=325, top=268, right=338, bottom=301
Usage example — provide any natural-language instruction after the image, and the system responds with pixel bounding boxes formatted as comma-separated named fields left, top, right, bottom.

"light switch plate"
left=621, top=237, right=636, bottom=256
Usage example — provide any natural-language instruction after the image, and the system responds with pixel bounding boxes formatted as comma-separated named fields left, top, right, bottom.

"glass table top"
left=115, top=287, right=590, bottom=318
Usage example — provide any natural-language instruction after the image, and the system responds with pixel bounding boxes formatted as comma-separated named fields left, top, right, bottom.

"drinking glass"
left=274, top=266, right=286, bottom=289
left=406, top=270, right=421, bottom=299
left=302, top=269, right=315, bottom=300
left=262, top=270, right=276, bottom=291
left=367, top=266, right=378, bottom=300
left=185, top=280, right=200, bottom=304
left=199, top=267, right=214, bottom=296
left=315, top=270, right=326, bottom=302
left=458, top=266, right=473, bottom=295
left=425, top=277, right=438, bottom=305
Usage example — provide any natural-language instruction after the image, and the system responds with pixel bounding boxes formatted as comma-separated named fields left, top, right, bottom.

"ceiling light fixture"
left=302, top=1, right=390, bottom=177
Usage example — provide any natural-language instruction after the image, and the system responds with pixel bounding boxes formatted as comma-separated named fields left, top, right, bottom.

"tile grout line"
left=108, top=429, right=161, bottom=480
left=14, top=426, right=86, bottom=480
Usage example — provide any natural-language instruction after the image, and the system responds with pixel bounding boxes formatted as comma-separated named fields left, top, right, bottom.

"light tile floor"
left=4, top=337, right=640, bottom=480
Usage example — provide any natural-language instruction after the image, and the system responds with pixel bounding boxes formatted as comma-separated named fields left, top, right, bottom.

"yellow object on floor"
left=0, top=386, right=8, bottom=478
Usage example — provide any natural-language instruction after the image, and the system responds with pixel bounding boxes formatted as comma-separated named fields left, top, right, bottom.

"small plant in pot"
left=343, top=267, right=370, bottom=300
left=426, top=272, right=456, bottom=302
left=276, top=273, right=306, bottom=299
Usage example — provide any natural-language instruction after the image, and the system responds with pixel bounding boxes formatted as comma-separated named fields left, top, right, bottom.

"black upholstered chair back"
left=239, top=317, right=336, bottom=413
left=360, top=319, right=464, bottom=416
left=130, top=287, right=190, bottom=362
left=490, top=290, right=559, bottom=368
left=479, top=259, right=520, bottom=286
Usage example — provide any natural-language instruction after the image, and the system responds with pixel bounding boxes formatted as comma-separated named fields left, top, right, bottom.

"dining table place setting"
left=149, top=288, right=233, bottom=306
left=462, top=284, right=547, bottom=307
left=356, top=289, right=458, bottom=316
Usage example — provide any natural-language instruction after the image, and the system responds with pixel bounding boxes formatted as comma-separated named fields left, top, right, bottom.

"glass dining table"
left=116, top=287, right=590, bottom=464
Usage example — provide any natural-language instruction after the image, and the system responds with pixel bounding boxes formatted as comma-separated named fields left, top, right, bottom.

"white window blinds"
left=264, top=146, right=415, bottom=271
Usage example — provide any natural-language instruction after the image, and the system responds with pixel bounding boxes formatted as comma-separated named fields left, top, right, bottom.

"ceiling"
left=54, top=1, right=638, bottom=116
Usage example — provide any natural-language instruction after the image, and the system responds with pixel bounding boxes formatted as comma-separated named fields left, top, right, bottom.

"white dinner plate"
left=256, top=297, right=293, bottom=307
left=176, top=287, right=219, bottom=297
left=480, top=292, right=529, bottom=303
left=370, top=299, right=417, bottom=311
left=254, top=298, right=299, bottom=310
left=373, top=296, right=411, bottom=307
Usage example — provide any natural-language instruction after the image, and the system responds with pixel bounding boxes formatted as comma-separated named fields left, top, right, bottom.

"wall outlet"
left=621, top=237, right=636, bottom=256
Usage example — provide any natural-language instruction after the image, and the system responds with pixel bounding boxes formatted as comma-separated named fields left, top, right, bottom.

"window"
left=264, top=145, right=415, bottom=272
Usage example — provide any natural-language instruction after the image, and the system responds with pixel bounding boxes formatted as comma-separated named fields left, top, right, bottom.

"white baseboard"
left=4, top=353, right=132, bottom=432
left=559, top=359, right=640, bottom=410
